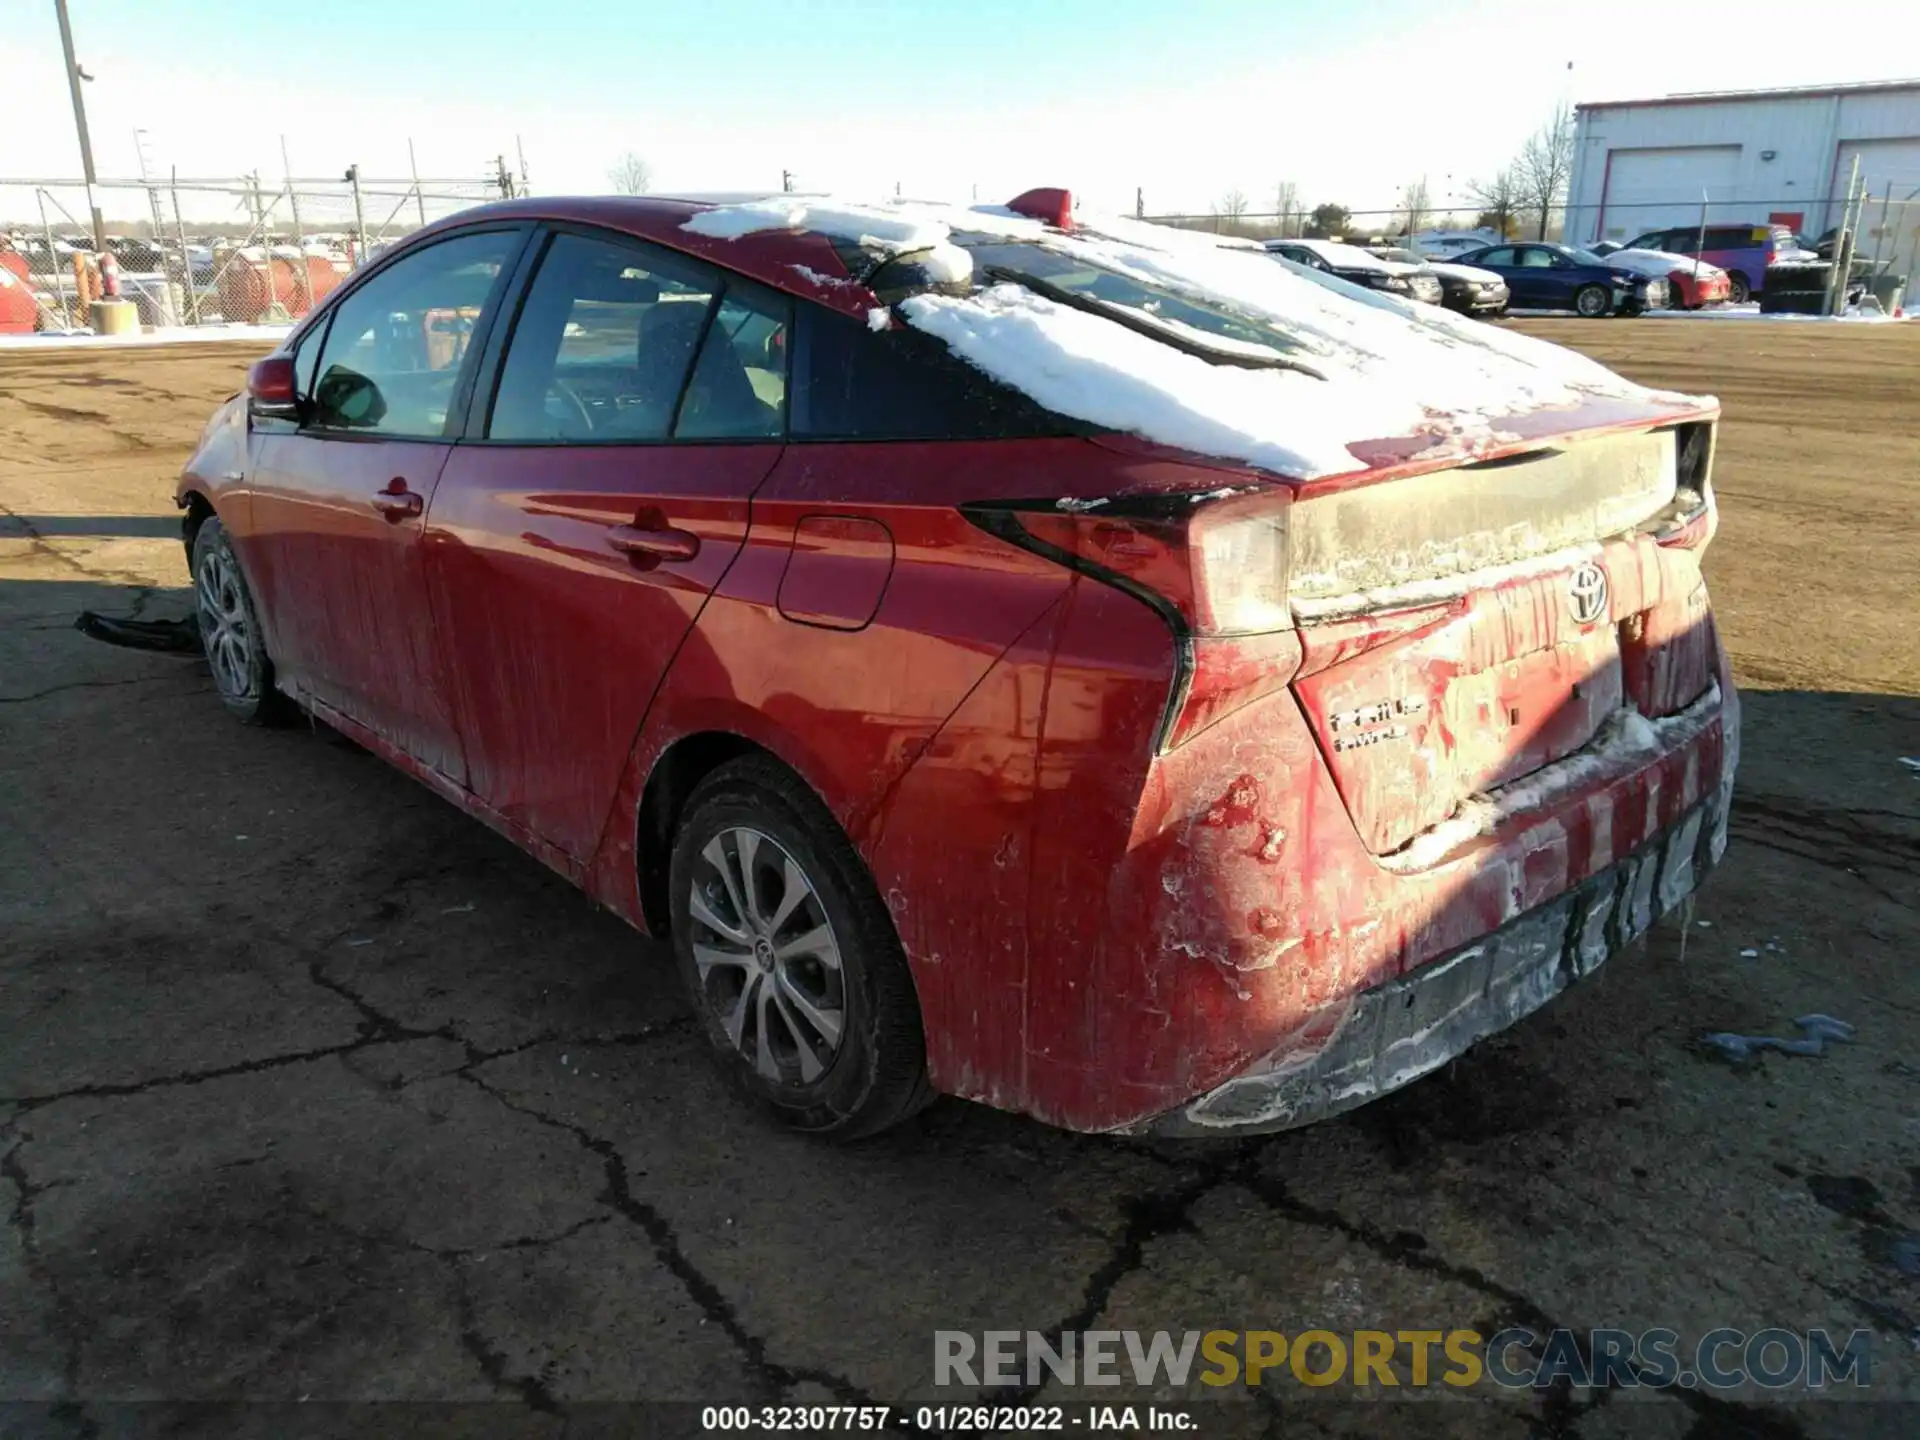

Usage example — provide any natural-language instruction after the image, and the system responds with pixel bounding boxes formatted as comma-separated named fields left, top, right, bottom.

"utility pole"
left=54, top=0, right=108, bottom=253
left=1136, top=186, right=1144, bottom=219
left=782, top=169, right=793, bottom=193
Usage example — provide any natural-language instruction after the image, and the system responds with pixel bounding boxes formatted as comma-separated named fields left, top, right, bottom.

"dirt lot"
left=2, top=322, right=1917, bottom=1438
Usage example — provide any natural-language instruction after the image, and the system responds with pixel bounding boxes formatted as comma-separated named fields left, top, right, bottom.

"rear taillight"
left=965, top=490, right=1299, bottom=749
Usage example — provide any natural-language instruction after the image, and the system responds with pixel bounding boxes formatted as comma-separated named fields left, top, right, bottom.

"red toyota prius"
left=177, top=189, right=1737, bottom=1138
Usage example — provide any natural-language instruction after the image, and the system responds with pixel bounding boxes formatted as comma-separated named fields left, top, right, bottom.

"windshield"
left=959, top=238, right=1313, bottom=361
left=1563, top=246, right=1607, bottom=266
left=1374, top=248, right=1424, bottom=265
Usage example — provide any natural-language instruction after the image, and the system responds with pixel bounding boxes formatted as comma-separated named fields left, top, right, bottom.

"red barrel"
left=215, top=251, right=341, bottom=324
left=0, top=250, right=35, bottom=334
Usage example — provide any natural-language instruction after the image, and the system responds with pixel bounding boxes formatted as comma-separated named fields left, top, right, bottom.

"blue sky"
left=4, top=0, right=1915, bottom=221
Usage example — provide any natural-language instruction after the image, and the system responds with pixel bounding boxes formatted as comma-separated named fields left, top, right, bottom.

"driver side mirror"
left=247, top=355, right=301, bottom=422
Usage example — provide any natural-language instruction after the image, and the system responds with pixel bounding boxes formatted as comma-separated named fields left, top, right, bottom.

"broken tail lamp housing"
left=967, top=490, right=1299, bottom=751
left=1643, top=420, right=1718, bottom=551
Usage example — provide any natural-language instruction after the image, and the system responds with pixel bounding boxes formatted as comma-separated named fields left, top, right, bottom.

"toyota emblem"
left=1567, top=562, right=1609, bottom=625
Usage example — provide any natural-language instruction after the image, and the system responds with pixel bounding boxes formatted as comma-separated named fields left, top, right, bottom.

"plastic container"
left=215, top=252, right=341, bottom=324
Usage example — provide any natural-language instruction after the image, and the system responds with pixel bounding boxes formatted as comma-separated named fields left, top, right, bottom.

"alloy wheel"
left=195, top=544, right=254, bottom=700
left=687, top=826, right=846, bottom=1085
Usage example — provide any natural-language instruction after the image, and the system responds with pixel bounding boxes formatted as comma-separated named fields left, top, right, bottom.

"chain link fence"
left=1, top=171, right=510, bottom=333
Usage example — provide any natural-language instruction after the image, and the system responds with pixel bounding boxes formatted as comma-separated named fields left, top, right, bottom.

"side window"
left=308, top=230, right=518, bottom=436
left=791, top=304, right=1073, bottom=442
left=1477, top=247, right=1516, bottom=267
left=1705, top=227, right=1753, bottom=250
left=488, top=232, right=717, bottom=442
left=674, top=283, right=790, bottom=440
left=1519, top=248, right=1556, bottom=268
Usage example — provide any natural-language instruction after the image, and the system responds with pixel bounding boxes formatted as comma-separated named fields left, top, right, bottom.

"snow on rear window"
left=684, top=196, right=1707, bottom=478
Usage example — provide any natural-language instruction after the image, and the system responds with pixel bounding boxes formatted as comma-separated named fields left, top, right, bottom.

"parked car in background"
left=1264, top=238, right=1444, bottom=304
left=1621, top=224, right=1811, bottom=303
left=1411, top=229, right=1501, bottom=259
left=1365, top=244, right=1507, bottom=315
left=1603, top=247, right=1731, bottom=310
left=174, top=188, right=1733, bottom=1139
left=105, top=236, right=168, bottom=273
left=1453, top=242, right=1665, bottom=316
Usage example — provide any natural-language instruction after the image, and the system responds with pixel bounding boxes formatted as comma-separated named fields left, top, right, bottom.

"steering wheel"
left=544, top=378, right=594, bottom=436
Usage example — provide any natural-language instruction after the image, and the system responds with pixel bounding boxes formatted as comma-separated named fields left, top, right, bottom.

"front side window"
left=1477, top=247, right=1517, bottom=267
left=488, top=232, right=719, bottom=442
left=1519, top=248, right=1557, bottom=268
left=307, top=230, right=518, bottom=436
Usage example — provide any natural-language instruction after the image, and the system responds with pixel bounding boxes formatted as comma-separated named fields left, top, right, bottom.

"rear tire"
left=190, top=515, right=293, bottom=725
left=1728, top=271, right=1751, bottom=304
left=669, top=755, right=933, bottom=1140
left=1574, top=284, right=1611, bottom=318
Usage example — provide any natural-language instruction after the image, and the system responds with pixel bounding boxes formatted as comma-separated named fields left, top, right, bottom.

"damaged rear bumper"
left=1135, top=785, right=1730, bottom=1137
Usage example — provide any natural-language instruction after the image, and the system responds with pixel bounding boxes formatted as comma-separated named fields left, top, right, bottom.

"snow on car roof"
left=1607, top=247, right=1726, bottom=279
left=684, top=195, right=1702, bottom=479
left=1269, top=237, right=1395, bottom=272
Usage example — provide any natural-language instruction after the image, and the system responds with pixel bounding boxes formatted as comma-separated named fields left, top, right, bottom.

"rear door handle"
left=605, top=523, right=700, bottom=564
left=371, top=479, right=423, bottom=522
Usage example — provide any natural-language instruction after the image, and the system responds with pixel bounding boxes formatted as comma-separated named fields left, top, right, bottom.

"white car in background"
left=1411, top=230, right=1502, bottom=259
left=1264, top=237, right=1444, bottom=305
left=1365, top=245, right=1509, bottom=316
left=1603, top=247, right=1733, bottom=310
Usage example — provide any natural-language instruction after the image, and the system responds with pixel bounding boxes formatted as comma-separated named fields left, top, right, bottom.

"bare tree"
left=1463, top=166, right=1523, bottom=238
left=607, top=152, right=652, bottom=196
left=1396, top=178, right=1432, bottom=237
left=1212, top=188, right=1252, bottom=232
left=1514, top=103, right=1576, bottom=239
left=1272, top=180, right=1299, bottom=237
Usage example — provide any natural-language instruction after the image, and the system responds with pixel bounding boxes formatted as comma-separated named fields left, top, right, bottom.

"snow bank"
left=685, top=194, right=1704, bottom=478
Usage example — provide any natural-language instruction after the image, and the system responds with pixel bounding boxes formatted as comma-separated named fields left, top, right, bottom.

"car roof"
left=405, top=194, right=884, bottom=321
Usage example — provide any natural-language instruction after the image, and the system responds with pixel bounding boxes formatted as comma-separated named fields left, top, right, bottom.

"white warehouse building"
left=1565, top=78, right=1920, bottom=281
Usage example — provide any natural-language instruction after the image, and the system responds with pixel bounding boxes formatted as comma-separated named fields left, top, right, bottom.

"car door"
left=245, top=227, right=528, bottom=781
left=424, top=226, right=790, bottom=859
left=1467, top=246, right=1521, bottom=300
left=1511, top=245, right=1567, bottom=306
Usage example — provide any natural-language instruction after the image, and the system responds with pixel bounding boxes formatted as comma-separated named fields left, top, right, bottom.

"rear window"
left=960, top=239, right=1315, bottom=363
left=1705, top=227, right=1763, bottom=249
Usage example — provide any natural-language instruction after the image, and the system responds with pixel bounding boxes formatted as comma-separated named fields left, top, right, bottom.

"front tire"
left=191, top=515, right=292, bottom=725
left=669, top=755, right=933, bottom=1139
left=1574, top=284, right=1611, bottom=318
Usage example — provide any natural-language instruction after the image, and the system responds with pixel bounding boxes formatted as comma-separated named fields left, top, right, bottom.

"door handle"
left=371, top=479, right=423, bottom=523
left=605, top=523, right=700, bottom=564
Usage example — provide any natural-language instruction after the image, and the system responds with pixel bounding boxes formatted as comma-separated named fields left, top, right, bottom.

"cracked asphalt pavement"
left=3, top=326, right=1919, bottom=1438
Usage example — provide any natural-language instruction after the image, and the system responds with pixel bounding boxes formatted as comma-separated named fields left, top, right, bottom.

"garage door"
left=1831, top=137, right=1920, bottom=286
left=1599, top=146, right=1742, bottom=243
